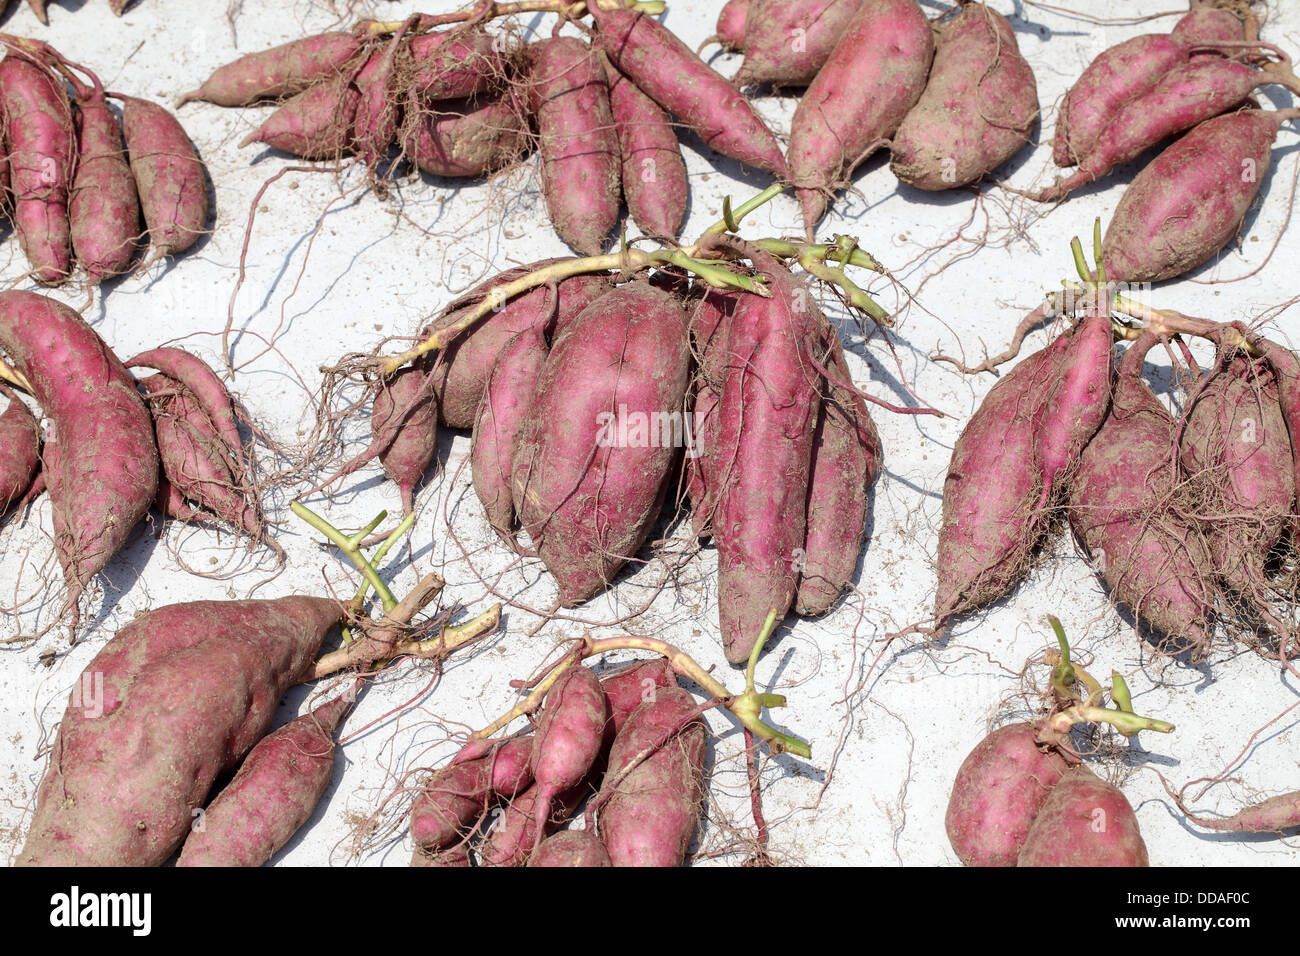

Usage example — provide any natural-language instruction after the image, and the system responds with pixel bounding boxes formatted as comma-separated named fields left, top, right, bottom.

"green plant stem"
left=290, top=502, right=398, bottom=612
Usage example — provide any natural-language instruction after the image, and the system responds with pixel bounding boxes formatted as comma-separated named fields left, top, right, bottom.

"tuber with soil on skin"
left=0, top=385, right=39, bottom=520
left=1100, top=107, right=1300, bottom=283
left=0, top=290, right=158, bottom=616
left=175, top=692, right=354, bottom=867
left=948, top=620, right=1172, bottom=867
left=787, top=0, right=934, bottom=238
left=889, top=2, right=1039, bottom=192
left=1037, top=31, right=1300, bottom=202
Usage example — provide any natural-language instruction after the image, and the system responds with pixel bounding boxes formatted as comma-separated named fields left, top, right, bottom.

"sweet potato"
left=120, top=95, right=209, bottom=260
left=1038, top=57, right=1300, bottom=201
left=592, top=5, right=788, bottom=178
left=599, top=658, right=678, bottom=743
left=409, top=736, right=535, bottom=851
left=890, top=3, right=1038, bottom=191
left=125, top=347, right=246, bottom=483
left=69, top=81, right=140, bottom=282
left=788, top=0, right=934, bottom=237
left=178, top=32, right=363, bottom=107
left=528, top=828, right=611, bottom=867
left=512, top=281, right=691, bottom=605
left=176, top=693, right=351, bottom=867
left=531, top=37, right=620, bottom=256
left=410, top=843, right=471, bottom=867
left=605, top=61, right=687, bottom=239
left=0, top=291, right=157, bottom=605
left=529, top=667, right=609, bottom=849
left=479, top=779, right=589, bottom=867
left=934, top=331, right=1069, bottom=627
left=711, top=252, right=823, bottom=661
left=471, top=324, right=548, bottom=544
left=715, top=0, right=749, bottom=50
left=597, top=685, right=707, bottom=867
left=0, top=50, right=75, bottom=283
left=1101, top=108, right=1297, bottom=283
left=735, top=0, right=864, bottom=88
left=0, top=385, right=39, bottom=518
left=404, top=29, right=506, bottom=101
left=946, top=722, right=1073, bottom=867
left=1243, top=333, right=1300, bottom=546
left=238, top=74, right=361, bottom=159
left=1052, top=5, right=1248, bottom=169
left=426, top=266, right=610, bottom=430
left=684, top=285, right=738, bottom=538
left=139, top=373, right=263, bottom=541
left=795, top=327, right=882, bottom=616
left=1017, top=767, right=1149, bottom=866
left=1171, top=4, right=1249, bottom=56
left=18, top=595, right=342, bottom=866
left=1181, top=354, right=1294, bottom=598
left=1190, top=791, right=1300, bottom=832
left=1031, top=308, right=1114, bottom=508
left=401, top=94, right=527, bottom=178
left=1067, top=332, right=1216, bottom=653
left=370, top=359, right=439, bottom=516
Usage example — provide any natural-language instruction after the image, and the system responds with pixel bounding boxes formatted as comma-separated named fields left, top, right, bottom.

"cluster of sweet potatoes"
left=0, top=39, right=209, bottom=285
left=937, top=293, right=1300, bottom=663
left=409, top=657, right=708, bottom=867
left=189, top=7, right=792, bottom=252
left=1037, top=4, right=1300, bottom=282
left=0, top=288, right=277, bottom=616
left=947, top=722, right=1149, bottom=867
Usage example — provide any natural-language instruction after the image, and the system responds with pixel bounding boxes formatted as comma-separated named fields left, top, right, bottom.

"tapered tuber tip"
left=796, top=187, right=823, bottom=243
left=237, top=129, right=263, bottom=149
left=176, top=89, right=203, bottom=108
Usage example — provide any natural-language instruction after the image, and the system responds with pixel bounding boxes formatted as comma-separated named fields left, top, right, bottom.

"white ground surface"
left=1, top=0, right=1298, bottom=867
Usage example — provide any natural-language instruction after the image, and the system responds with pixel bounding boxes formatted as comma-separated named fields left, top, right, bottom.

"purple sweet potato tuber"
left=0, top=385, right=39, bottom=518
left=890, top=2, right=1038, bottom=191
left=18, top=596, right=342, bottom=866
left=946, top=722, right=1072, bottom=867
left=370, top=359, right=439, bottom=516
left=1017, top=767, right=1149, bottom=866
left=69, top=81, right=141, bottom=282
left=120, top=95, right=209, bottom=260
left=176, top=693, right=351, bottom=867
left=605, top=60, right=688, bottom=238
left=528, top=828, right=612, bottom=867
left=178, top=32, right=363, bottom=107
left=401, top=95, right=528, bottom=178
left=736, top=0, right=865, bottom=88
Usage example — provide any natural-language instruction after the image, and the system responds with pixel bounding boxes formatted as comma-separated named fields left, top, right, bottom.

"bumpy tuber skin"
left=597, top=685, right=707, bottom=867
left=605, top=60, right=688, bottom=239
left=711, top=252, right=823, bottom=662
left=788, top=0, right=933, bottom=237
left=0, top=51, right=75, bottom=283
left=1102, top=108, right=1297, bottom=283
left=1067, top=332, right=1216, bottom=654
left=175, top=694, right=351, bottom=867
left=529, top=828, right=612, bottom=866
left=1031, top=307, right=1114, bottom=509
left=1182, top=355, right=1295, bottom=599
left=934, top=330, right=1068, bottom=628
left=70, top=80, right=141, bottom=282
left=0, top=386, right=39, bottom=518
left=425, top=266, right=610, bottom=430
left=400, top=95, right=528, bottom=178
left=370, top=360, right=439, bottom=516
left=1038, top=56, right=1300, bottom=202
left=0, top=291, right=157, bottom=606
left=18, top=596, right=342, bottom=866
left=120, top=96, right=210, bottom=261
left=795, top=324, right=882, bottom=616
left=513, top=281, right=691, bottom=606
left=591, top=5, right=788, bottom=178
left=736, top=0, right=865, bottom=88
left=178, top=32, right=363, bottom=107
left=1017, top=767, right=1149, bottom=866
left=238, top=75, right=361, bottom=159
left=139, top=373, right=264, bottom=541
left=531, top=37, right=621, bottom=256
left=528, top=667, right=609, bottom=851
left=946, top=722, right=1072, bottom=867
left=471, top=324, right=548, bottom=545
left=890, top=2, right=1038, bottom=191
